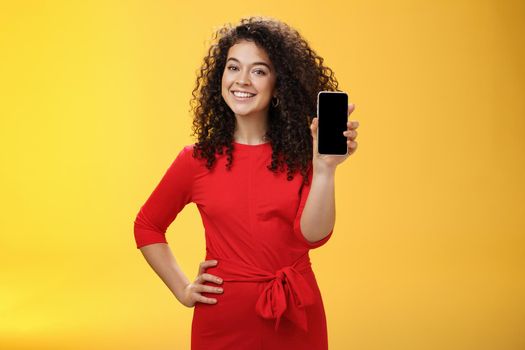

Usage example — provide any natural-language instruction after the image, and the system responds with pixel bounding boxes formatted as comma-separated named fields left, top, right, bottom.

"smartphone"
left=317, top=91, right=349, bottom=156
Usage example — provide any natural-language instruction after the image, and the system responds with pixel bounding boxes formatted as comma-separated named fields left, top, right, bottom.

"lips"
left=231, top=90, right=257, bottom=95
left=231, top=90, right=257, bottom=101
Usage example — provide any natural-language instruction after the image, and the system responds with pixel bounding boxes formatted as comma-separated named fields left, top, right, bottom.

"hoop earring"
left=271, top=96, right=280, bottom=107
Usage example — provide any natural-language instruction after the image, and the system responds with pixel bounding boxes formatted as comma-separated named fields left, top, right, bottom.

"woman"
left=134, top=16, right=359, bottom=349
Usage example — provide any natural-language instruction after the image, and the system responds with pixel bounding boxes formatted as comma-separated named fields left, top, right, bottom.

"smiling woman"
left=134, top=15, right=350, bottom=350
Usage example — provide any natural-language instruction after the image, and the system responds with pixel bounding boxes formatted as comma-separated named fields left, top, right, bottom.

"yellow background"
left=1, top=1, right=524, bottom=349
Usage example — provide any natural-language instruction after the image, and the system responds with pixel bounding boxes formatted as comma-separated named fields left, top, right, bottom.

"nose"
left=236, top=70, right=251, bottom=86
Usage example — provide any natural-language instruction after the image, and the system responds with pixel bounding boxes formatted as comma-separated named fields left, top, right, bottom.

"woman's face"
left=221, top=39, right=277, bottom=119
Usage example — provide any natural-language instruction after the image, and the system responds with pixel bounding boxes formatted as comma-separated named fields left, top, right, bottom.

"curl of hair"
left=189, top=16, right=340, bottom=187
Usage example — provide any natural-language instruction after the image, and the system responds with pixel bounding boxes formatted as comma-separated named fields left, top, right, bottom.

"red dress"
left=134, top=141, right=334, bottom=349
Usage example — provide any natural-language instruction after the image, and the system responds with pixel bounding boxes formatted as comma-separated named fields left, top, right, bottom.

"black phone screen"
left=317, top=91, right=348, bottom=155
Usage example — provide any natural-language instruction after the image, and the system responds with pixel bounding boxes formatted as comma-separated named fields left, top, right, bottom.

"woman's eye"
left=227, top=66, right=266, bottom=75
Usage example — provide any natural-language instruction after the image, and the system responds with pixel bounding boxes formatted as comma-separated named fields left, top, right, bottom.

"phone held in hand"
left=316, top=91, right=349, bottom=156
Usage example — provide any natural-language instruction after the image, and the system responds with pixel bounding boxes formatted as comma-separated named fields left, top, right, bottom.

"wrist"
left=313, top=165, right=336, bottom=177
left=174, top=283, right=190, bottom=305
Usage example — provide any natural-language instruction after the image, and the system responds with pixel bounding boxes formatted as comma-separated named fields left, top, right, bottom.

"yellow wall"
left=1, top=1, right=523, bottom=349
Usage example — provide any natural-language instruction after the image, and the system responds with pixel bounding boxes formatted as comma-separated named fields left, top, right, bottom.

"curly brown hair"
left=189, top=16, right=340, bottom=186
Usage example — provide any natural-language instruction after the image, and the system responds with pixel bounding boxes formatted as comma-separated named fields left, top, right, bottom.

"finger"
left=200, top=273, right=223, bottom=284
left=199, top=284, right=224, bottom=294
left=343, top=130, right=358, bottom=139
left=347, top=120, right=359, bottom=128
left=347, top=103, right=356, bottom=114
left=198, top=260, right=218, bottom=275
left=347, top=140, right=358, bottom=149
left=197, top=295, right=217, bottom=304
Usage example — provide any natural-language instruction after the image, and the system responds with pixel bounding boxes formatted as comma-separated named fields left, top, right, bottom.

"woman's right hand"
left=179, top=260, right=224, bottom=308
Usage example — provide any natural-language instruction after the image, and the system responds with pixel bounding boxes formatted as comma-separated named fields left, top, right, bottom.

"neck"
left=233, top=111, right=269, bottom=144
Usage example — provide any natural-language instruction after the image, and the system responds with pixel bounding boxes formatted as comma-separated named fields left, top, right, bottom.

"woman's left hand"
left=310, top=103, right=359, bottom=174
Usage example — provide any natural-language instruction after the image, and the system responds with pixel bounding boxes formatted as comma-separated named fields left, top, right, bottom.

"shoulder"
left=175, top=143, right=208, bottom=170
left=180, top=143, right=196, bottom=154
left=175, top=143, right=197, bottom=162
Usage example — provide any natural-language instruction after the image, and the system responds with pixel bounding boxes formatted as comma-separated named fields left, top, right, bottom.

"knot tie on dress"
left=255, top=264, right=315, bottom=332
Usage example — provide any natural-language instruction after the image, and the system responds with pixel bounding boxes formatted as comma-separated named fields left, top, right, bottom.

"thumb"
left=310, top=117, right=319, bottom=157
left=310, top=117, right=318, bottom=141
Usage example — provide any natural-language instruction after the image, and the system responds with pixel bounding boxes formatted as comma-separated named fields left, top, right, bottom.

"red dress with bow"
left=134, top=141, right=333, bottom=350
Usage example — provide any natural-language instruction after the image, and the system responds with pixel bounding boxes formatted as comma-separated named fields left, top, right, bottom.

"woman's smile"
left=231, top=90, right=257, bottom=101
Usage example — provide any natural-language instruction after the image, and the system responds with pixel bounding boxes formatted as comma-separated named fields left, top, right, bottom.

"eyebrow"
left=226, top=57, right=272, bottom=70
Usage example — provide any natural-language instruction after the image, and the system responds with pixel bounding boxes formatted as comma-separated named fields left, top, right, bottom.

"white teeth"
left=233, top=91, right=255, bottom=98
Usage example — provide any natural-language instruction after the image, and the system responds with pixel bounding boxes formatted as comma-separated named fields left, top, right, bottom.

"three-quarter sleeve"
left=133, top=145, right=195, bottom=249
left=292, top=165, right=334, bottom=249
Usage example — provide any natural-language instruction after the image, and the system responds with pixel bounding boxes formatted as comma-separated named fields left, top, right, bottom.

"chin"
left=232, top=109, right=257, bottom=117
left=228, top=104, right=258, bottom=115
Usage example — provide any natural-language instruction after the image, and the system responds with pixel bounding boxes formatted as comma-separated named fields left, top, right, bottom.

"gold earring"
left=271, top=96, right=280, bottom=107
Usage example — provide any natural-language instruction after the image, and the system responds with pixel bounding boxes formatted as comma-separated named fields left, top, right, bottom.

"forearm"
left=300, top=168, right=336, bottom=242
left=139, top=243, right=190, bottom=303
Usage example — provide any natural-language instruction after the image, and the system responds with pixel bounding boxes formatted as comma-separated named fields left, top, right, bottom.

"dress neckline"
left=233, top=141, right=272, bottom=149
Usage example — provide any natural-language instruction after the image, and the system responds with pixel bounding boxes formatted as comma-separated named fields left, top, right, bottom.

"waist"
left=204, top=252, right=316, bottom=332
left=204, top=252, right=313, bottom=282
